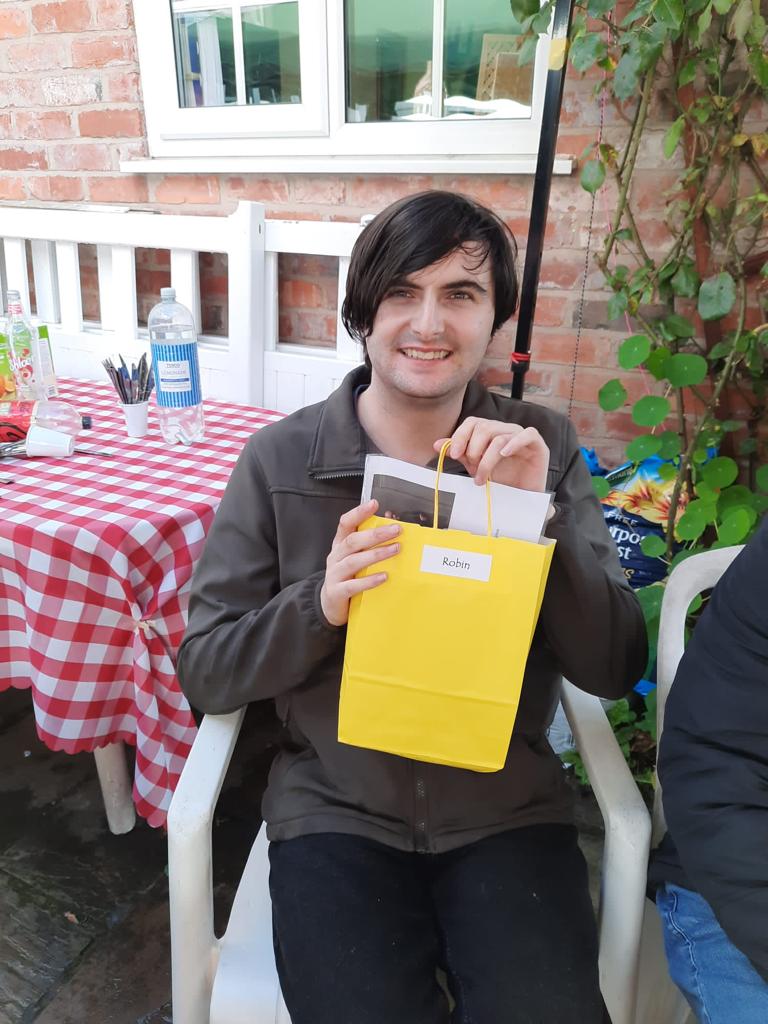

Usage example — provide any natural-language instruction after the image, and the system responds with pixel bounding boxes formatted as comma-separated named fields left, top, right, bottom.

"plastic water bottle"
left=148, top=288, right=205, bottom=445
left=0, top=398, right=87, bottom=444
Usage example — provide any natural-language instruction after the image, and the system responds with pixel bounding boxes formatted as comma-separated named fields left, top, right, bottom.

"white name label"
left=420, top=545, right=492, bottom=582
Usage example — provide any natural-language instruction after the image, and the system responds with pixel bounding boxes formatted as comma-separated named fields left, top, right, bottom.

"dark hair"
left=341, top=191, right=519, bottom=354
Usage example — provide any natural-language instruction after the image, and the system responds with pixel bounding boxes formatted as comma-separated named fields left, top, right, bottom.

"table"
left=0, top=378, right=282, bottom=830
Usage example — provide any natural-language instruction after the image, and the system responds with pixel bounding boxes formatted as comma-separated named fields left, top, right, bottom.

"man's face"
left=365, top=246, right=497, bottom=402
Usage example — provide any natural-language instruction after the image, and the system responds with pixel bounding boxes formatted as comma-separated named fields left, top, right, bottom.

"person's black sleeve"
left=659, top=517, right=768, bottom=982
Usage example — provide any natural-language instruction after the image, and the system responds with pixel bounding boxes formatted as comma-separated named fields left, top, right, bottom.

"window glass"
left=344, top=0, right=433, bottom=123
left=173, top=9, right=236, bottom=107
left=242, top=3, right=301, bottom=105
left=444, top=0, right=533, bottom=119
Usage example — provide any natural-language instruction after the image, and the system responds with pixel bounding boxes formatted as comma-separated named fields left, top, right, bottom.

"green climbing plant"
left=511, top=0, right=768, bottom=780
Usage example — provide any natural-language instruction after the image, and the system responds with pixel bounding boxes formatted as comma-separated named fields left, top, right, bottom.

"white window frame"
left=129, top=0, right=569, bottom=175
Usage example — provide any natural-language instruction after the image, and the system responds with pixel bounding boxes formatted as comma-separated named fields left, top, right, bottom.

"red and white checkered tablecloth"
left=0, top=378, right=283, bottom=827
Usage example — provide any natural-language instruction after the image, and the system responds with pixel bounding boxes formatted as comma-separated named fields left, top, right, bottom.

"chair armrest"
left=561, top=680, right=652, bottom=1024
left=168, top=708, right=246, bottom=1024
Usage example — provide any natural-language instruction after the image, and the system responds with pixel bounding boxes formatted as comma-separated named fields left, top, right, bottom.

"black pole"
left=511, top=0, right=576, bottom=400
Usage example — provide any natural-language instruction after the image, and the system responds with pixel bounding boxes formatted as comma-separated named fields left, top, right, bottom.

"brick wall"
left=2, top=0, right=755, bottom=465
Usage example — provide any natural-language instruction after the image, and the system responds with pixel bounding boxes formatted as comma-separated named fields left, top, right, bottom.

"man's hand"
left=320, top=500, right=401, bottom=626
left=435, top=418, right=550, bottom=492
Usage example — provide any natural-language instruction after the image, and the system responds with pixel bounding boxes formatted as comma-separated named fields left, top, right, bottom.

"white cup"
left=24, top=425, right=76, bottom=458
left=121, top=401, right=149, bottom=438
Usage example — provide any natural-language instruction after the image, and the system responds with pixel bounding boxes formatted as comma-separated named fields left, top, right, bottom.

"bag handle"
left=434, top=440, right=493, bottom=536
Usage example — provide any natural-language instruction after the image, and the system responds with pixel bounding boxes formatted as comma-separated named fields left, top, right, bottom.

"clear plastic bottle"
left=5, top=290, right=38, bottom=400
left=148, top=288, right=205, bottom=445
left=0, top=398, right=86, bottom=444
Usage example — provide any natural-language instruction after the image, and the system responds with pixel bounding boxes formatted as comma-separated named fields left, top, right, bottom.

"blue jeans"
left=269, top=825, right=604, bottom=1024
left=656, top=882, right=768, bottom=1023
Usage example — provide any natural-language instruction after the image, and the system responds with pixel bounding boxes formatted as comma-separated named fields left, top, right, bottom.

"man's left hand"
left=435, top=418, right=550, bottom=492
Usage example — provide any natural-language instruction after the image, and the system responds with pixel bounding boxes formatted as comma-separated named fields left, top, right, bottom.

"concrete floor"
left=0, top=687, right=605, bottom=1024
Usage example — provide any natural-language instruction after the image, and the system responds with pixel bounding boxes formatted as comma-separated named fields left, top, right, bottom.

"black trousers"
left=268, top=823, right=603, bottom=1024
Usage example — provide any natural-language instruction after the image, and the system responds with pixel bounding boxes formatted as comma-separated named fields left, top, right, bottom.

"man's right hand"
left=320, top=500, right=401, bottom=626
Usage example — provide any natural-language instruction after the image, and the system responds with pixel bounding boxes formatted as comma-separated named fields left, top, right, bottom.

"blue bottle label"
left=150, top=340, right=202, bottom=409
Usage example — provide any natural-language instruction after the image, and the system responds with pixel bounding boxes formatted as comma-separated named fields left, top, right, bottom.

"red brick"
left=41, top=73, right=100, bottom=106
left=32, top=1, right=91, bottom=33
left=95, top=0, right=133, bottom=29
left=0, top=146, right=47, bottom=170
left=532, top=294, right=571, bottom=328
left=0, top=8, right=29, bottom=38
left=49, top=142, right=113, bottom=171
left=0, top=113, right=12, bottom=139
left=630, top=170, right=684, bottom=214
left=105, top=71, right=142, bottom=103
left=29, top=175, right=84, bottom=201
left=292, top=177, right=346, bottom=205
left=557, top=366, right=651, bottom=406
left=226, top=176, right=289, bottom=204
left=78, top=108, right=143, bottom=138
left=87, top=174, right=149, bottom=204
left=117, top=139, right=149, bottom=162
left=294, top=310, right=337, bottom=343
left=3, top=39, right=68, bottom=73
left=153, top=175, right=221, bottom=205
left=70, top=36, right=136, bottom=68
left=279, top=279, right=325, bottom=309
left=539, top=253, right=588, bottom=290
left=477, top=364, right=513, bottom=390
left=345, top=176, right=431, bottom=211
left=14, top=110, right=73, bottom=140
left=432, top=176, right=531, bottom=212
left=0, top=175, right=27, bottom=200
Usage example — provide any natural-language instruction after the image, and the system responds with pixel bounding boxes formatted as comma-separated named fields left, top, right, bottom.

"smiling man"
left=178, top=191, right=647, bottom=1024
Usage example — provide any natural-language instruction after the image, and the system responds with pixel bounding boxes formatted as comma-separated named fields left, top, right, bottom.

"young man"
left=178, top=191, right=647, bottom=1023
left=650, top=518, right=768, bottom=1022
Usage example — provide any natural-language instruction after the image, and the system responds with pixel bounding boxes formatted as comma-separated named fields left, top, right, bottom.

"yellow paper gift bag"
left=338, top=442, right=556, bottom=772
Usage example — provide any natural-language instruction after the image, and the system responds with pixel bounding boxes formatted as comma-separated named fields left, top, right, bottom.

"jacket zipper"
left=413, top=764, right=429, bottom=853
left=311, top=469, right=364, bottom=481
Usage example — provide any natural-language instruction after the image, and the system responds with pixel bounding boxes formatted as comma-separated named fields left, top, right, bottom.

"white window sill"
left=119, top=154, right=574, bottom=176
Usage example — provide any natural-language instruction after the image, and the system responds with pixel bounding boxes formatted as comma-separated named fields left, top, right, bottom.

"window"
left=130, top=0, right=561, bottom=173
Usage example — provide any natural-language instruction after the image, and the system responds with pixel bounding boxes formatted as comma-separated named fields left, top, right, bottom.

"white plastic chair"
left=168, top=546, right=741, bottom=1024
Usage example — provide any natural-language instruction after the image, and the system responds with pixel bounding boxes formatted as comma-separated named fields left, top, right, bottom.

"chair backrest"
left=651, top=545, right=743, bottom=843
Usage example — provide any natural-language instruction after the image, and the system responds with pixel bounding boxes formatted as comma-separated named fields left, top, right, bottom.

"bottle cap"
left=81, top=415, right=92, bottom=429
left=160, top=287, right=176, bottom=301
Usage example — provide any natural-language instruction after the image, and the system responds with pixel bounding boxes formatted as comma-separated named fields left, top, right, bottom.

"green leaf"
left=655, top=0, right=684, bottom=28
left=712, top=0, right=733, bottom=12
left=756, top=465, right=768, bottom=492
left=670, top=547, right=702, bottom=570
left=570, top=34, right=607, bottom=72
left=675, top=504, right=707, bottom=541
left=707, top=339, right=732, bottom=360
left=671, top=263, right=700, bottom=298
left=739, top=438, right=758, bottom=455
left=695, top=479, right=720, bottom=503
left=627, top=434, right=663, bottom=461
left=510, top=0, right=539, bottom=20
left=718, top=508, right=752, bottom=544
left=632, top=395, right=671, bottom=427
left=720, top=420, right=742, bottom=432
left=618, top=334, right=652, bottom=369
left=646, top=347, right=671, bottom=380
left=702, top=456, right=739, bottom=488
left=664, top=313, right=696, bottom=338
left=599, top=378, right=628, bottom=411
left=657, top=430, right=681, bottom=458
left=607, top=290, right=629, bottom=321
left=718, top=486, right=755, bottom=518
left=614, top=52, right=641, bottom=101
left=580, top=159, right=606, bottom=194
left=677, top=59, right=697, bottom=86
left=664, top=353, right=708, bottom=387
left=729, top=0, right=752, bottom=40
left=640, top=534, right=667, bottom=558
left=517, top=34, right=539, bottom=65
left=698, top=272, right=736, bottom=320
left=592, top=476, right=611, bottom=499
left=658, top=462, right=678, bottom=481
left=663, top=115, right=685, bottom=158
left=637, top=583, right=665, bottom=619
left=749, top=50, right=768, bottom=90
left=587, top=0, right=617, bottom=13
